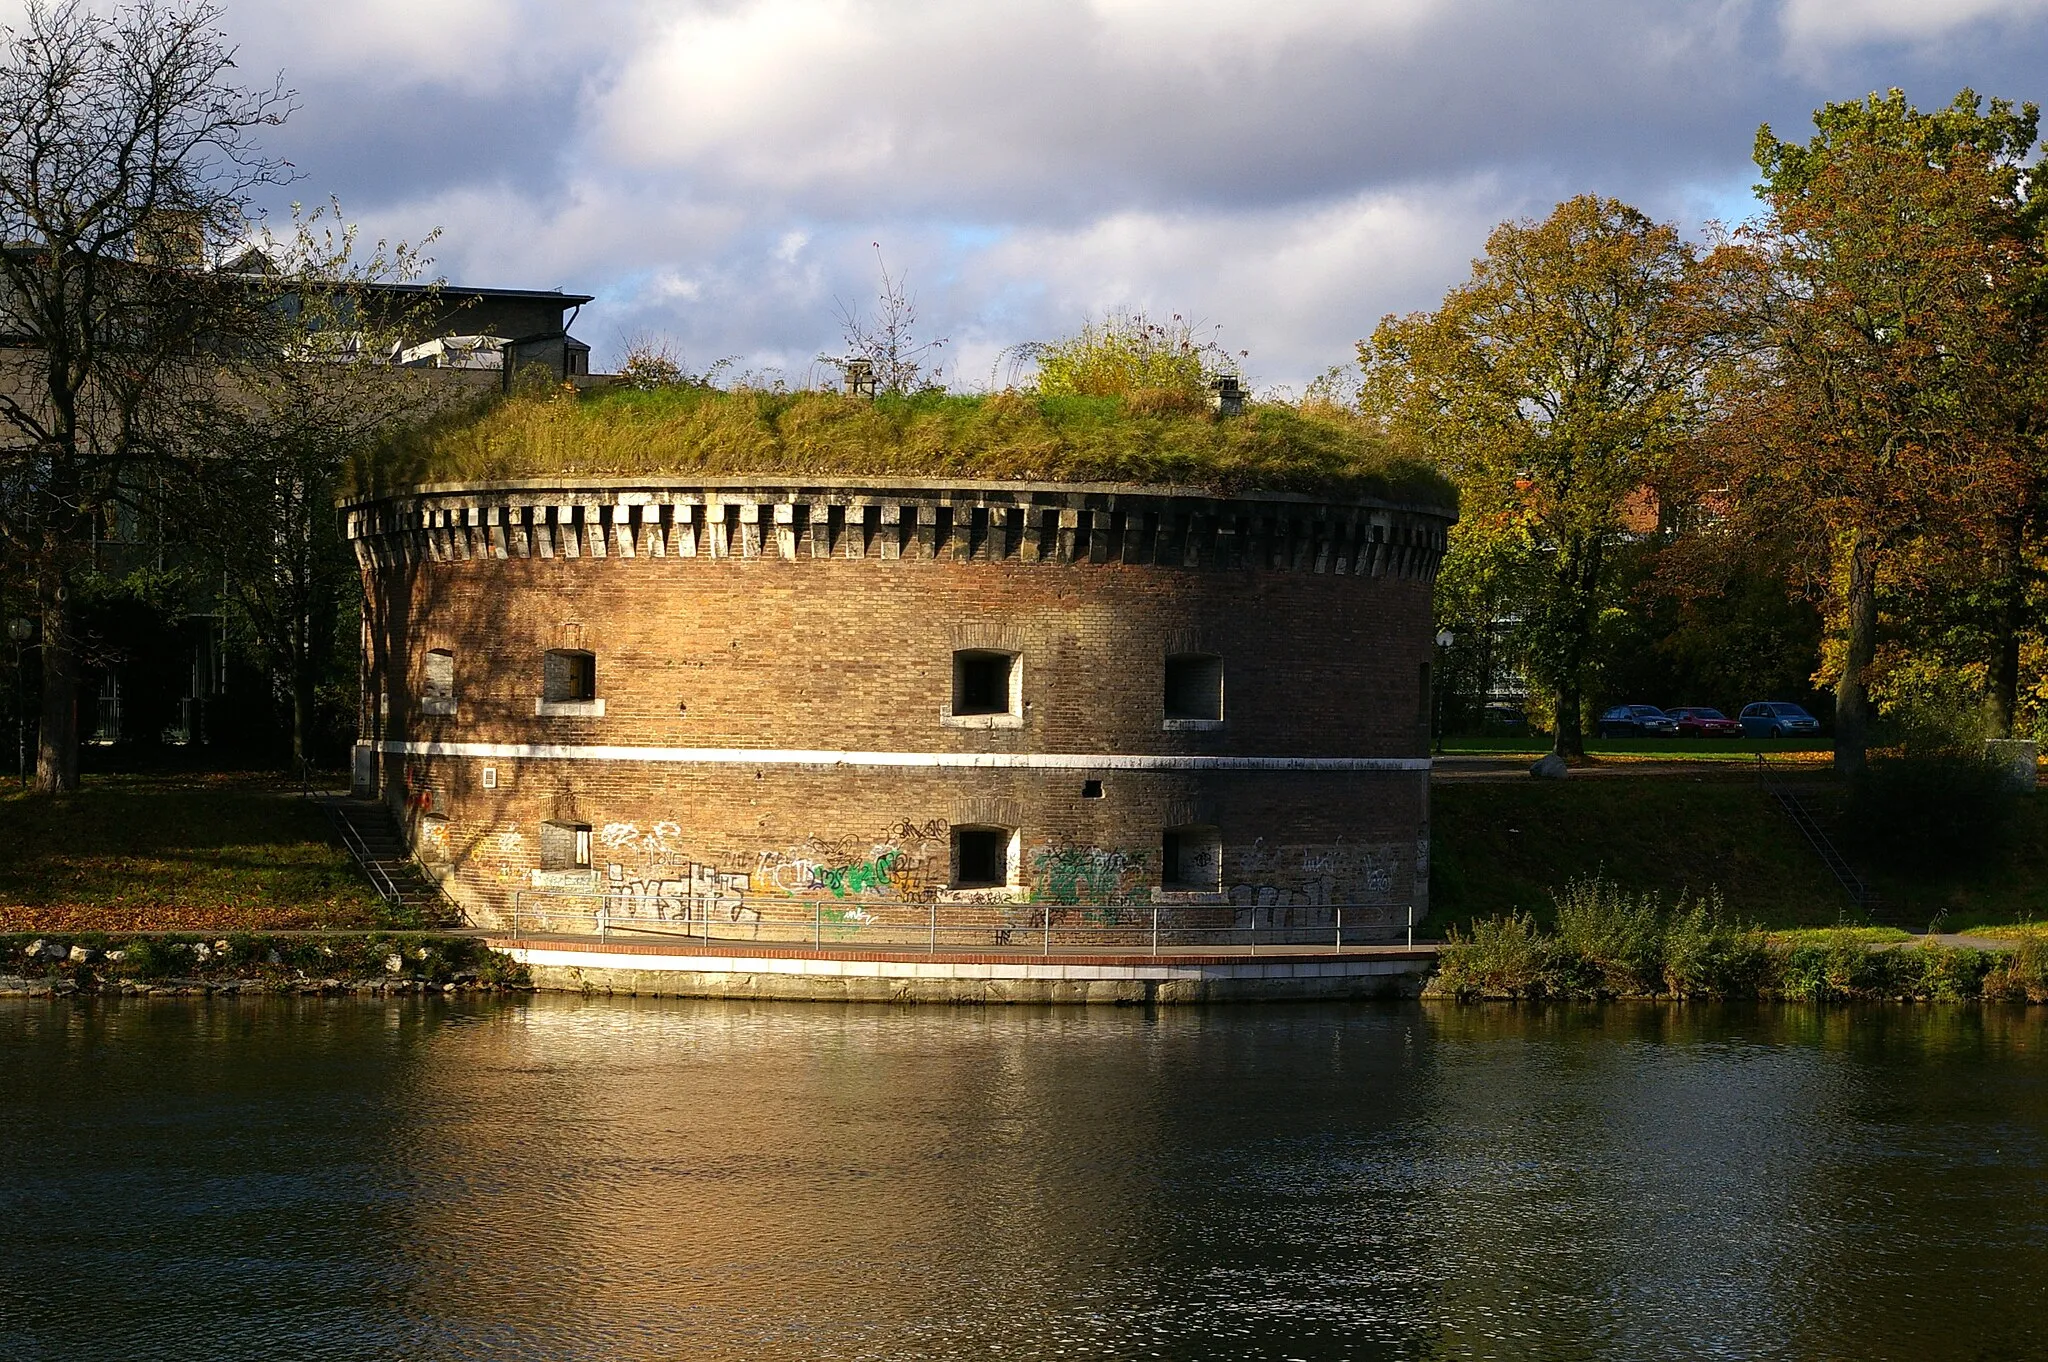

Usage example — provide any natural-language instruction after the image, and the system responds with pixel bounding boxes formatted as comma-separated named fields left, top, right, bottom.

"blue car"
left=1596, top=704, right=1679, bottom=738
left=1739, top=702, right=1821, bottom=738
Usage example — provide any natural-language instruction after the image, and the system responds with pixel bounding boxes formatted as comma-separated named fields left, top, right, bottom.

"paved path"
left=1913, top=932, right=2024, bottom=952
left=1429, top=754, right=1827, bottom=781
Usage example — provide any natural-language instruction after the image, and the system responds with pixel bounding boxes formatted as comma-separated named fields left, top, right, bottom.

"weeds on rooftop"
left=349, top=385, right=1456, bottom=505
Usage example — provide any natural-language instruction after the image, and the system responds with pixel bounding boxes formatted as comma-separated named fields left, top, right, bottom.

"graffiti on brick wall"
left=490, top=830, right=526, bottom=883
left=511, top=816, right=955, bottom=933
left=750, top=819, right=950, bottom=901
left=1031, top=845, right=1146, bottom=905
left=1227, top=838, right=1403, bottom=921
left=602, top=861, right=755, bottom=924
left=808, top=850, right=899, bottom=897
left=599, top=821, right=682, bottom=857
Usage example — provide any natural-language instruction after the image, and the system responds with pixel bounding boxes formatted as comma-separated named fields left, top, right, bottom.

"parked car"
left=1595, top=704, right=1679, bottom=738
left=1481, top=703, right=1527, bottom=733
left=1667, top=706, right=1742, bottom=738
left=1739, top=702, right=1821, bottom=738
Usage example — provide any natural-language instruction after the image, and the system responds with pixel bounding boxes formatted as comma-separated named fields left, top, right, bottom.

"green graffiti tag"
left=1032, top=846, right=1144, bottom=906
left=811, top=849, right=900, bottom=898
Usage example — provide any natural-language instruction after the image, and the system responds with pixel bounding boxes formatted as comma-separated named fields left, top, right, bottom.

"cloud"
left=952, top=181, right=1519, bottom=388
left=592, top=0, right=1773, bottom=221
left=230, top=0, right=643, bottom=94
left=177, top=0, right=2048, bottom=387
left=1782, top=0, right=2048, bottom=47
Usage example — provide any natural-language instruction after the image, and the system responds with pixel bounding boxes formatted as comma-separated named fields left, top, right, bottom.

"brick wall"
left=350, top=478, right=1450, bottom=939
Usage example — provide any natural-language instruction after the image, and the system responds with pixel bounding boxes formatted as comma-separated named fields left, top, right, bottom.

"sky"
left=168, top=0, right=2048, bottom=389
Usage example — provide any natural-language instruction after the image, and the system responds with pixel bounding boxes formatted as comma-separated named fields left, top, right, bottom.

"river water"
left=2, top=998, right=2045, bottom=1361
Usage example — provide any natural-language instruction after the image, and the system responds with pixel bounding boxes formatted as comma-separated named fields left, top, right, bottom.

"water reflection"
left=2, top=999, right=2045, bottom=1360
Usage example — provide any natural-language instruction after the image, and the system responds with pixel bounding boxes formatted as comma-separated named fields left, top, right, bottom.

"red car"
left=1668, top=706, right=1742, bottom=738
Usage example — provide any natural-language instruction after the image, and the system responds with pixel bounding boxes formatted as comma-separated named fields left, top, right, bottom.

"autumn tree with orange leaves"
left=1701, top=89, right=2048, bottom=773
left=1359, top=196, right=1706, bottom=760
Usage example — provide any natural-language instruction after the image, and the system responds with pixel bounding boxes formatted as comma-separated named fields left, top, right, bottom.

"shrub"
left=1984, top=937, right=2048, bottom=1003
left=1917, top=945, right=1992, bottom=1002
left=1661, top=890, right=1772, bottom=998
left=1778, top=944, right=1848, bottom=1001
left=115, top=938, right=178, bottom=980
left=1033, top=310, right=1230, bottom=406
left=1844, top=757, right=2018, bottom=878
left=1433, top=911, right=1549, bottom=1000
left=1551, top=876, right=1663, bottom=996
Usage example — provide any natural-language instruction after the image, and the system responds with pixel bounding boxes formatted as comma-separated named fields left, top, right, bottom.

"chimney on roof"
left=135, top=209, right=207, bottom=270
left=1209, top=374, right=1244, bottom=418
left=843, top=357, right=879, bottom=400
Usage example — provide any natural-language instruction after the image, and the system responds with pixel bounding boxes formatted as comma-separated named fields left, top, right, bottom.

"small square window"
left=1162, top=826, right=1223, bottom=892
left=544, top=649, right=597, bottom=702
left=1164, top=653, right=1224, bottom=723
left=952, top=650, right=1016, bottom=717
left=540, top=820, right=592, bottom=870
left=1081, top=779, right=1104, bottom=799
left=952, top=826, right=1011, bottom=888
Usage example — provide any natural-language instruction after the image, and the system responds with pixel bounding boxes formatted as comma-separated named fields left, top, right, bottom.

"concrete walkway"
left=1901, top=932, right=2023, bottom=952
left=486, top=929, right=1437, bottom=966
left=485, top=931, right=1437, bottom=1004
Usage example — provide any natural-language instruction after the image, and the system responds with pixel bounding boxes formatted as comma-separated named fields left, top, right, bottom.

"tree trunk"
left=1984, top=520, right=2024, bottom=740
left=290, top=661, right=315, bottom=780
left=33, top=559, right=77, bottom=794
left=1985, top=612, right=2020, bottom=740
left=1549, top=535, right=1601, bottom=762
left=1553, top=684, right=1585, bottom=760
left=1834, top=529, right=1878, bottom=777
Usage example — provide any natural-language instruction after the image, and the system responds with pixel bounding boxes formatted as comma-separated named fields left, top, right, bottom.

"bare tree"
left=826, top=245, right=948, bottom=394
left=0, top=0, right=293, bottom=792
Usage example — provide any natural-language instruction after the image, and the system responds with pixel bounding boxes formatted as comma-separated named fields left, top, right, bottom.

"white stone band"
left=376, top=739, right=1431, bottom=773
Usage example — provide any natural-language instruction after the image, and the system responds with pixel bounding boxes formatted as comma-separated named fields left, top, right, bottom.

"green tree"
left=1711, top=88, right=2047, bottom=770
left=1360, top=196, right=1705, bottom=759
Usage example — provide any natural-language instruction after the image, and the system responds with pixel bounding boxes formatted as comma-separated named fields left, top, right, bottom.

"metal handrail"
left=317, top=796, right=406, bottom=907
left=507, top=890, right=1420, bottom=955
left=314, top=794, right=462, bottom=920
left=1755, top=755, right=1879, bottom=914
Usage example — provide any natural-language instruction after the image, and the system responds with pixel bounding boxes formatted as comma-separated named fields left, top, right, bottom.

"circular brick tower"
left=345, top=476, right=1452, bottom=943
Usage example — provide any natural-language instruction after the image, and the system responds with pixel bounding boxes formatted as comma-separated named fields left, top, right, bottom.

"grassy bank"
left=1429, top=772, right=2048, bottom=935
left=0, top=931, right=523, bottom=994
left=0, top=774, right=391, bottom=932
left=1430, top=881, right=2048, bottom=1003
left=353, top=386, right=1457, bottom=505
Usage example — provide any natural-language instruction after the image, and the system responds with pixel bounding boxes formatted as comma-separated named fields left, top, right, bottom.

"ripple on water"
left=1, top=997, right=2046, bottom=1360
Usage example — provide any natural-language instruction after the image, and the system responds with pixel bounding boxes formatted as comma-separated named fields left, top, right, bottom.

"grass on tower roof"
left=348, top=384, right=1458, bottom=508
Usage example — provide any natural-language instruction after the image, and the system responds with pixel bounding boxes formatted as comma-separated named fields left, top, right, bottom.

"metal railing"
left=314, top=794, right=462, bottom=923
left=318, top=797, right=407, bottom=908
left=507, top=890, right=1420, bottom=955
left=1755, top=755, right=1880, bottom=916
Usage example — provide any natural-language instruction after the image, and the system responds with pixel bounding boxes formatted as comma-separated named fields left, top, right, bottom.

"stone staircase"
left=317, top=795, right=462, bottom=927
